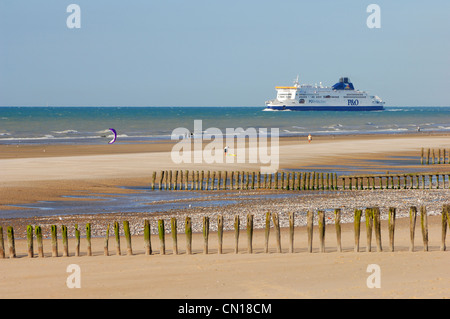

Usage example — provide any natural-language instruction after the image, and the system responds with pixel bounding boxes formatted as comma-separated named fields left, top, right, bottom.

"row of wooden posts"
left=421, top=148, right=450, bottom=165
left=341, top=172, right=450, bottom=190
left=151, top=170, right=339, bottom=191
left=1, top=205, right=449, bottom=258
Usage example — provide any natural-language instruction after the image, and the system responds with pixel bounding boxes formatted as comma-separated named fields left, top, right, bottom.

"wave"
left=52, top=129, right=79, bottom=134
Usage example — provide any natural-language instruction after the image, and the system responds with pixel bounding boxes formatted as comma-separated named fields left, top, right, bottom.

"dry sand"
left=0, top=133, right=449, bottom=299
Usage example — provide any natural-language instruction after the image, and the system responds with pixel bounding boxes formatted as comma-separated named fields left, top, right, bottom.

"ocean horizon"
left=1, top=106, right=450, bottom=145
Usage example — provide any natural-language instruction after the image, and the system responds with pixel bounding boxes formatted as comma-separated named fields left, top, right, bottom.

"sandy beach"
left=0, top=215, right=448, bottom=299
left=0, top=133, right=449, bottom=299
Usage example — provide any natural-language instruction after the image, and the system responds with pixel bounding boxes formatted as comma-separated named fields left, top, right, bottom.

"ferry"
left=264, top=76, right=385, bottom=111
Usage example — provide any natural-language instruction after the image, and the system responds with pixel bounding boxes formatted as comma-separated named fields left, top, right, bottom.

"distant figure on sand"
left=224, top=145, right=229, bottom=155
left=308, top=134, right=312, bottom=143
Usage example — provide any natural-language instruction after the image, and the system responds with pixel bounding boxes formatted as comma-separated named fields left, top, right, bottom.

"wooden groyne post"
left=202, top=216, right=209, bottom=254
left=441, top=204, right=448, bottom=251
left=123, top=220, right=132, bottom=256
left=171, top=217, right=178, bottom=255
left=61, top=225, right=68, bottom=257
left=388, top=207, right=396, bottom=252
left=247, top=214, right=253, bottom=254
left=86, top=223, right=92, bottom=256
left=373, top=207, right=382, bottom=252
left=264, top=212, right=270, bottom=253
left=7, top=226, right=15, bottom=258
left=158, top=219, right=166, bottom=255
left=185, top=217, right=192, bottom=255
left=272, top=212, right=282, bottom=253
left=420, top=206, right=428, bottom=251
left=217, top=215, right=223, bottom=254
left=51, top=225, right=58, bottom=257
left=354, top=209, right=362, bottom=252
left=144, top=220, right=151, bottom=255
left=75, top=224, right=80, bottom=257
left=365, top=208, right=373, bottom=252
left=0, top=226, right=4, bottom=259
left=289, top=212, right=295, bottom=253
left=104, top=224, right=110, bottom=256
left=335, top=209, right=342, bottom=252
left=318, top=211, right=325, bottom=253
left=114, top=221, right=121, bottom=256
left=27, top=225, right=34, bottom=258
left=234, top=215, right=240, bottom=254
left=307, top=211, right=314, bottom=253
left=409, top=206, right=417, bottom=252
left=35, top=226, right=44, bottom=257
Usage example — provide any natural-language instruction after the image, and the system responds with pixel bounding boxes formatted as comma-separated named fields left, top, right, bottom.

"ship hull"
left=264, top=105, right=384, bottom=111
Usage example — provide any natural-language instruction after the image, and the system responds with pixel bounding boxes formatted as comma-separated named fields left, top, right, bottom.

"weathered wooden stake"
left=185, top=217, right=192, bottom=255
left=217, top=215, right=223, bottom=254
left=159, top=171, right=164, bottom=190
left=409, top=206, right=417, bottom=252
left=114, top=221, right=121, bottom=256
left=51, top=225, right=58, bottom=257
left=421, top=147, right=424, bottom=165
left=202, top=216, right=209, bottom=254
left=373, top=207, right=382, bottom=252
left=86, top=223, right=92, bottom=256
left=61, top=225, right=68, bottom=257
left=289, top=212, right=295, bottom=253
left=144, top=219, right=151, bottom=255
left=7, top=226, right=15, bottom=258
left=27, top=225, right=34, bottom=258
left=158, top=219, right=165, bottom=255
left=0, top=226, right=4, bottom=259
left=123, top=220, right=132, bottom=256
left=171, top=217, right=178, bottom=255
left=318, top=211, right=325, bottom=253
left=104, top=224, right=110, bottom=256
left=365, top=208, right=373, bottom=252
left=354, top=209, right=362, bottom=252
left=334, top=209, right=342, bottom=252
left=264, top=212, right=271, bottom=253
left=151, top=171, right=157, bottom=190
left=388, top=207, right=396, bottom=252
left=36, top=226, right=44, bottom=257
left=441, top=205, right=448, bottom=251
left=272, top=212, right=281, bottom=253
left=307, top=211, right=314, bottom=253
left=247, top=214, right=253, bottom=253
left=274, top=172, right=279, bottom=189
left=234, top=215, right=240, bottom=254
left=420, top=205, right=428, bottom=251
left=74, top=224, right=80, bottom=257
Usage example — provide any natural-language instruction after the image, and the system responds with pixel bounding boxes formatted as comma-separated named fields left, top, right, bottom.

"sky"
left=1, top=0, right=449, bottom=107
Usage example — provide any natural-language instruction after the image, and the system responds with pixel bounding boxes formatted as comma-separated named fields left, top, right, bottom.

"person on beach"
left=224, top=145, right=229, bottom=155
left=308, top=134, right=312, bottom=143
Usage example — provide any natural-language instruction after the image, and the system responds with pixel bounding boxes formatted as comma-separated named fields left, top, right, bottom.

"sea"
left=1, top=106, right=450, bottom=145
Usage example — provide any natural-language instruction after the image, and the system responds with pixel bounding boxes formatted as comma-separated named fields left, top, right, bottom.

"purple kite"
left=108, top=128, right=117, bottom=144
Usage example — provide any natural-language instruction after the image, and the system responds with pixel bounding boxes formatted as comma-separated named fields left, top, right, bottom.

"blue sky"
left=1, top=0, right=449, bottom=107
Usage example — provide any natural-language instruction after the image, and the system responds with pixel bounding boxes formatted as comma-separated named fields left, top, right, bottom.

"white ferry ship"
left=265, top=76, right=385, bottom=111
